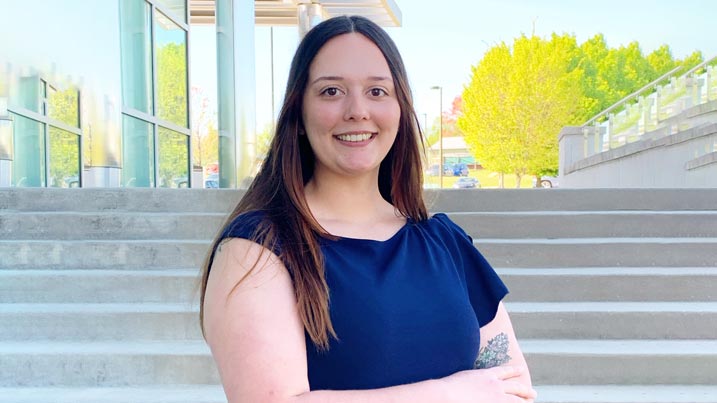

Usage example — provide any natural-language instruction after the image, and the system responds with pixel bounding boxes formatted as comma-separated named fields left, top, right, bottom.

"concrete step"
left=499, top=267, right=717, bottom=302
left=3, top=267, right=714, bottom=304
left=0, top=212, right=225, bottom=240
left=478, top=238, right=717, bottom=267
left=535, top=385, right=717, bottom=403
left=0, top=341, right=219, bottom=386
left=427, top=188, right=717, bottom=212
left=3, top=301, right=714, bottom=342
left=4, top=211, right=717, bottom=240
left=3, top=188, right=717, bottom=213
left=0, top=303, right=201, bottom=341
left=448, top=211, right=717, bottom=238
left=0, top=269, right=199, bottom=303
left=0, top=240, right=211, bottom=270
left=523, top=339, right=717, bottom=385
left=2, top=238, right=716, bottom=270
left=0, top=188, right=241, bottom=213
left=507, top=302, right=717, bottom=339
left=0, top=386, right=226, bottom=403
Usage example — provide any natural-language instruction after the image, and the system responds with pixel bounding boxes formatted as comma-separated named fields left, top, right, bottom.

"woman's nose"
left=343, top=93, right=370, bottom=121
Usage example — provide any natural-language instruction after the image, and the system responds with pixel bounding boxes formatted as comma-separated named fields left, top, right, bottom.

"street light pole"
left=431, top=86, right=443, bottom=188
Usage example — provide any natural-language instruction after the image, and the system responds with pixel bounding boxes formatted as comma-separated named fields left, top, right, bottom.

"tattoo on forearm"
left=474, top=332, right=511, bottom=369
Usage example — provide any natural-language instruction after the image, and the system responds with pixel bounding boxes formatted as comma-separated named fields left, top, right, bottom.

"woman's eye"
left=370, top=88, right=387, bottom=96
left=322, top=87, right=340, bottom=96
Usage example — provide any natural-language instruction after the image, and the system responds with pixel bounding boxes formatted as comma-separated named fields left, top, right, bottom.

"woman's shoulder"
left=221, top=210, right=271, bottom=241
left=421, top=212, right=471, bottom=240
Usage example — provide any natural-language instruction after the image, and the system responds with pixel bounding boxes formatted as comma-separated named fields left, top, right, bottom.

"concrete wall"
left=559, top=101, right=717, bottom=188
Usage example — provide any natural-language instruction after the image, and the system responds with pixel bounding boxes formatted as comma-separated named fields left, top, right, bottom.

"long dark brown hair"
left=199, top=15, right=428, bottom=350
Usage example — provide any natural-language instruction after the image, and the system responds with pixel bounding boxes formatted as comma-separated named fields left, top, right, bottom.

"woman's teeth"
left=336, top=133, right=373, bottom=142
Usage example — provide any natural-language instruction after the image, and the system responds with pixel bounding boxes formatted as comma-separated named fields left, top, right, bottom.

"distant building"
left=0, top=0, right=401, bottom=188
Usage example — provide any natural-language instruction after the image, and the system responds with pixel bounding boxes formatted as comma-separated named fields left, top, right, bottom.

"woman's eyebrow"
left=310, top=76, right=392, bottom=85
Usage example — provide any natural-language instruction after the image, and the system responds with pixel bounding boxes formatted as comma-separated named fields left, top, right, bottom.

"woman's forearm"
left=290, top=378, right=448, bottom=403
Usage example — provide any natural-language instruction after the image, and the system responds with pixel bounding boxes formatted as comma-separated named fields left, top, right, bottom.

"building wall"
left=0, top=0, right=191, bottom=188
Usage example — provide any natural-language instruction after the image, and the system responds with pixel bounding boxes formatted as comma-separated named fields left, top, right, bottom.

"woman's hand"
left=439, top=366, right=537, bottom=403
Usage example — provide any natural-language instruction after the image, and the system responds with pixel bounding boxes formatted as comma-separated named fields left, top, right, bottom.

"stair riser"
left=503, top=275, right=717, bottom=302
left=2, top=242, right=716, bottom=269
left=0, top=189, right=241, bottom=213
left=2, top=273, right=714, bottom=303
left=0, top=242, right=211, bottom=270
left=0, top=354, right=219, bottom=386
left=3, top=310, right=715, bottom=341
left=0, top=214, right=225, bottom=240
left=527, top=354, right=717, bottom=385
left=451, top=213, right=717, bottom=238
left=511, top=311, right=717, bottom=339
left=4, top=213, right=717, bottom=240
left=4, top=189, right=717, bottom=213
left=0, top=275, right=198, bottom=303
left=480, top=243, right=717, bottom=267
left=0, top=312, right=202, bottom=341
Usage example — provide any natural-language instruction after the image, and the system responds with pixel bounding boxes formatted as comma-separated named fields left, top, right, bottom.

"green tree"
left=458, top=34, right=583, bottom=187
left=156, top=41, right=189, bottom=186
left=47, top=87, right=80, bottom=187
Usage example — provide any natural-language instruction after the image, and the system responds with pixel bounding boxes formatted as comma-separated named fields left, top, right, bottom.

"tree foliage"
left=458, top=33, right=704, bottom=186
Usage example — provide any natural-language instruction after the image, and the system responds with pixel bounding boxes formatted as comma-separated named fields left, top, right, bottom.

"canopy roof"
left=189, top=0, right=401, bottom=26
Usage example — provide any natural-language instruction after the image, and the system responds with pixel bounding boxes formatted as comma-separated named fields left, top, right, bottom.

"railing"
left=581, top=54, right=717, bottom=158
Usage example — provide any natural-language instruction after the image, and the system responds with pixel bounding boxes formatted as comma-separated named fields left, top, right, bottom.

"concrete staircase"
left=1, top=188, right=716, bottom=402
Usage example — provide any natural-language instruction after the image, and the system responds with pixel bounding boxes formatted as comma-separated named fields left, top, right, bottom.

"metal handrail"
left=583, top=53, right=717, bottom=127
left=582, top=66, right=681, bottom=126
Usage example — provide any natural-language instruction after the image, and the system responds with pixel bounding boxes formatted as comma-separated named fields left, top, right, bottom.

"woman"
left=200, top=15, right=536, bottom=403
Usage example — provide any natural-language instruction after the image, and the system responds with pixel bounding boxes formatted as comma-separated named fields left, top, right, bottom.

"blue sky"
left=191, top=0, right=717, bottom=129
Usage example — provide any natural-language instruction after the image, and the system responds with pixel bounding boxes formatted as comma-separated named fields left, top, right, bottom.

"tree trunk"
left=515, top=173, right=522, bottom=188
left=498, top=172, right=504, bottom=188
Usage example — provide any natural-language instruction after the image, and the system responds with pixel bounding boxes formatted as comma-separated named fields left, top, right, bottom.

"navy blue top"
left=219, top=211, right=508, bottom=391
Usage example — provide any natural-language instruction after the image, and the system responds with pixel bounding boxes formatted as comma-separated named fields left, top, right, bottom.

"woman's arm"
left=477, top=302, right=534, bottom=398
left=204, top=238, right=534, bottom=403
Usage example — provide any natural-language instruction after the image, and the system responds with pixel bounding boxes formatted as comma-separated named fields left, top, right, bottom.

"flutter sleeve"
left=432, top=213, right=509, bottom=327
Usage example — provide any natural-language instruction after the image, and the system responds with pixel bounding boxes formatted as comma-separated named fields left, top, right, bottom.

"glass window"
left=17, top=75, right=42, bottom=113
left=122, top=114, right=154, bottom=187
left=48, top=126, right=80, bottom=188
left=0, top=117, right=13, bottom=161
left=47, top=86, right=80, bottom=128
left=11, top=113, right=45, bottom=187
left=120, top=0, right=153, bottom=114
left=155, top=11, right=188, bottom=128
left=155, top=0, right=186, bottom=23
left=158, top=126, right=188, bottom=187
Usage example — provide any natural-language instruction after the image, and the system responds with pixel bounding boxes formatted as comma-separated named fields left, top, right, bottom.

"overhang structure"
left=190, top=0, right=401, bottom=27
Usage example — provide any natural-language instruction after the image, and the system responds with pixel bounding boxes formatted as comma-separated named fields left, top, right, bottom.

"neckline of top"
left=327, top=217, right=415, bottom=244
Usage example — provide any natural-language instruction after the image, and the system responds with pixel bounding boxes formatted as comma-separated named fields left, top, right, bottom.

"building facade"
left=0, top=0, right=400, bottom=188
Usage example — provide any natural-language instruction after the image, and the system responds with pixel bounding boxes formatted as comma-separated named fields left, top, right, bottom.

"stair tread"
left=0, top=303, right=199, bottom=313
left=506, top=301, right=717, bottom=312
left=536, top=384, right=717, bottom=402
left=0, top=385, right=225, bottom=403
left=496, top=267, right=717, bottom=275
left=477, top=237, right=717, bottom=244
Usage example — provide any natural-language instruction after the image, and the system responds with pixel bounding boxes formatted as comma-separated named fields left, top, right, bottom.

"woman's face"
left=301, top=33, right=401, bottom=180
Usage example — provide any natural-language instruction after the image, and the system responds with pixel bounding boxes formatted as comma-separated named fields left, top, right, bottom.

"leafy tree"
left=156, top=41, right=189, bottom=186
left=47, top=87, right=80, bottom=187
left=458, top=34, right=583, bottom=187
left=190, top=86, right=218, bottom=168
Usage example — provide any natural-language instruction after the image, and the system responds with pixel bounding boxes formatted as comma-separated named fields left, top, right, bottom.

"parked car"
left=453, top=177, right=480, bottom=189
left=204, top=173, right=219, bottom=188
left=450, top=163, right=469, bottom=176
left=533, top=175, right=559, bottom=188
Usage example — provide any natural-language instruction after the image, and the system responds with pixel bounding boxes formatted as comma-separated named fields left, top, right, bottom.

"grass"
left=424, top=168, right=535, bottom=189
